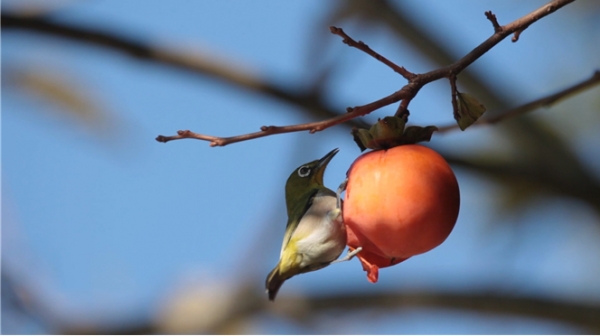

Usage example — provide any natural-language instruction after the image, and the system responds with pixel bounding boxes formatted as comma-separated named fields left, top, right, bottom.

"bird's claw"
left=336, top=178, right=348, bottom=210
left=328, top=208, right=342, bottom=222
left=331, top=247, right=362, bottom=264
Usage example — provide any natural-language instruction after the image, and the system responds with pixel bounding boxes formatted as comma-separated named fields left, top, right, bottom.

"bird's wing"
left=279, top=189, right=317, bottom=258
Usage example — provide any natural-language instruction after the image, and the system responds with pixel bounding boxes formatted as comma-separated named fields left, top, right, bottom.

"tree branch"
left=329, top=26, right=416, bottom=80
left=1, top=0, right=577, bottom=147
left=155, top=0, right=575, bottom=146
left=437, top=70, right=600, bottom=133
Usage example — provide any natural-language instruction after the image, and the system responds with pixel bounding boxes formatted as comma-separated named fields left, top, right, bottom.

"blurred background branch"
left=1, top=11, right=369, bottom=130
left=6, top=273, right=600, bottom=334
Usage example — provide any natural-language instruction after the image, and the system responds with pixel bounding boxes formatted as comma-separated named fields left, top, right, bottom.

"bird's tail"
left=265, top=264, right=286, bottom=301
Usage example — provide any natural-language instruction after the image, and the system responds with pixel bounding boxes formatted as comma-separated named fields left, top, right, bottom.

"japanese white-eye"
left=265, top=148, right=360, bottom=301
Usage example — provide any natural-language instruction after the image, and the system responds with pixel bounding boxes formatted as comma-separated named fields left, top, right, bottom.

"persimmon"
left=343, top=144, right=460, bottom=283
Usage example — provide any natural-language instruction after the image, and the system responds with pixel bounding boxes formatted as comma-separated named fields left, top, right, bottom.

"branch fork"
left=485, top=11, right=503, bottom=33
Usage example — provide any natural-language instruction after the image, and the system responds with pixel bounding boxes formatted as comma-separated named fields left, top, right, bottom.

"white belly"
left=293, top=195, right=347, bottom=268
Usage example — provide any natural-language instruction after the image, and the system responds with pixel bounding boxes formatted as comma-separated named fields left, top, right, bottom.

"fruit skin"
left=343, top=144, right=460, bottom=283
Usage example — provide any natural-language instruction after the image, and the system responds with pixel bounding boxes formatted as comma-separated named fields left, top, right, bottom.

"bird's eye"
left=298, top=166, right=311, bottom=177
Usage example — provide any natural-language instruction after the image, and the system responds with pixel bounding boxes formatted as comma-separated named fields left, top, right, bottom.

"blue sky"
left=2, top=0, right=600, bottom=333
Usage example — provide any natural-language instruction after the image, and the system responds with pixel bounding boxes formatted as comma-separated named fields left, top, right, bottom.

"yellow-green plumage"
left=266, top=148, right=347, bottom=301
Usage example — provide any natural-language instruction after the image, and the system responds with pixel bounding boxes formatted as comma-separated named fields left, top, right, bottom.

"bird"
left=265, top=148, right=360, bottom=301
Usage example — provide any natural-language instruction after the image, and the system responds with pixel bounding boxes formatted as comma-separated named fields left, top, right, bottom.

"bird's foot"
left=331, top=247, right=362, bottom=264
left=327, top=208, right=342, bottom=223
left=336, top=178, right=348, bottom=210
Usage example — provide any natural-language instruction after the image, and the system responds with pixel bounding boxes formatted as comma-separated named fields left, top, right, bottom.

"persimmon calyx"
left=351, top=116, right=438, bottom=151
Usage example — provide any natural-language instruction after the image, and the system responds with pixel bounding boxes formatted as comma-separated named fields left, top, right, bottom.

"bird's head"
left=285, top=148, right=339, bottom=211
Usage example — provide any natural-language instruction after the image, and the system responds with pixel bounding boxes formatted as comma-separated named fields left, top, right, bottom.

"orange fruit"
left=343, top=144, right=460, bottom=282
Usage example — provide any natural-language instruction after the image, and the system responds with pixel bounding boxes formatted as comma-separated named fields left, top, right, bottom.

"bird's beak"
left=317, top=148, right=339, bottom=170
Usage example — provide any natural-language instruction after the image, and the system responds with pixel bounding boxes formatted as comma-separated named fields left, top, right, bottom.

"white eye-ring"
left=298, top=166, right=311, bottom=177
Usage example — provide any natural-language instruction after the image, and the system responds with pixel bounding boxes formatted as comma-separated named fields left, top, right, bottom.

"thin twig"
left=329, top=26, right=416, bottom=80
left=509, top=0, right=568, bottom=43
left=437, top=71, right=600, bottom=133
left=156, top=89, right=406, bottom=146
